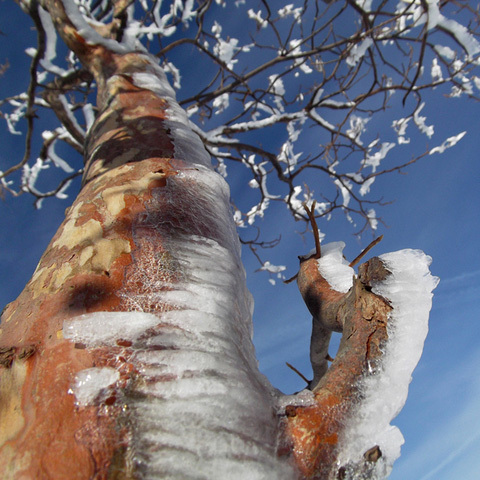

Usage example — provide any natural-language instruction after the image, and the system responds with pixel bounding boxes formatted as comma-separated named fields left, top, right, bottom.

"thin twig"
left=349, top=235, right=384, bottom=268
left=304, top=201, right=321, bottom=259
left=286, top=362, right=310, bottom=385
left=284, top=201, right=322, bottom=284
left=283, top=272, right=298, bottom=284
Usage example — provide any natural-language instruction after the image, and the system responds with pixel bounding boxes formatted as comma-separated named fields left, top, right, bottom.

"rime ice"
left=63, top=311, right=161, bottom=346
left=70, top=367, right=119, bottom=407
left=336, top=249, right=439, bottom=479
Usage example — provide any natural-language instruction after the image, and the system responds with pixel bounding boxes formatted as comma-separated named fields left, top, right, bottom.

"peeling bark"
left=1, top=4, right=193, bottom=476
left=0, top=81, right=174, bottom=480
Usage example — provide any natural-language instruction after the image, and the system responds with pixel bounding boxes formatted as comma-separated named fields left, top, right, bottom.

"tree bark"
left=282, top=256, right=392, bottom=478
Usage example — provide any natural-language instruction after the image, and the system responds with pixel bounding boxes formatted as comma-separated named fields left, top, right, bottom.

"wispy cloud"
left=419, top=430, right=480, bottom=480
left=432, top=268, right=480, bottom=311
left=391, top=348, right=480, bottom=480
left=437, top=268, right=480, bottom=287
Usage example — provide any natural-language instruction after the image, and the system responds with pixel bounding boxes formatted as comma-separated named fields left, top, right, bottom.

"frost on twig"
left=2, top=0, right=479, bottom=246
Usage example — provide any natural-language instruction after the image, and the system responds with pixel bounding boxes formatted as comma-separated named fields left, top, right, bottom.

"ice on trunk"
left=69, top=367, right=120, bottom=407
left=63, top=58, right=296, bottom=479
left=336, top=249, right=439, bottom=479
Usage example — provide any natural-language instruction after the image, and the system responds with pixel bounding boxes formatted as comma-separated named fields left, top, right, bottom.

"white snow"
left=129, top=62, right=212, bottom=169
left=213, top=92, right=230, bottom=114
left=336, top=249, right=439, bottom=478
left=48, top=141, right=75, bottom=173
left=70, top=367, right=119, bottom=406
left=431, top=58, right=443, bottom=81
left=474, top=76, right=480, bottom=91
left=37, top=6, right=67, bottom=76
left=211, top=20, right=222, bottom=38
left=162, top=61, right=181, bottom=89
left=309, top=108, right=336, bottom=131
left=316, top=242, right=355, bottom=293
left=82, top=103, right=95, bottom=131
left=430, top=131, right=466, bottom=154
left=278, top=4, right=302, bottom=22
left=246, top=197, right=270, bottom=225
left=287, top=39, right=313, bottom=74
left=413, top=103, right=434, bottom=138
left=425, top=0, right=480, bottom=57
left=40, top=129, right=75, bottom=172
left=57, top=95, right=85, bottom=140
left=364, top=142, right=395, bottom=172
left=63, top=311, right=161, bottom=346
left=213, top=37, right=248, bottom=70
left=367, top=208, right=378, bottom=230
left=359, top=176, right=375, bottom=196
left=392, top=117, right=411, bottom=145
left=269, top=75, right=286, bottom=112
left=5, top=98, right=28, bottom=135
left=276, top=389, right=315, bottom=410
left=434, top=45, right=456, bottom=60
left=248, top=9, right=268, bottom=29
left=55, top=179, right=72, bottom=200
left=260, top=261, right=287, bottom=276
left=346, top=115, right=370, bottom=144
left=22, top=157, right=49, bottom=195
left=354, top=0, right=372, bottom=12
left=335, top=178, right=352, bottom=209
left=346, top=38, right=373, bottom=67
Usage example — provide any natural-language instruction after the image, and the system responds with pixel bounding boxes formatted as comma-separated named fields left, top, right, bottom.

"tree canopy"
left=2, top=0, right=479, bottom=257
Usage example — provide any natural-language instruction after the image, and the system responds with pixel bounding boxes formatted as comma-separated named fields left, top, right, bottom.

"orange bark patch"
left=0, top=342, right=123, bottom=479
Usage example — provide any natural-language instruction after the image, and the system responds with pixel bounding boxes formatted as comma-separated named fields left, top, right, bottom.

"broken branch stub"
left=303, top=202, right=322, bottom=260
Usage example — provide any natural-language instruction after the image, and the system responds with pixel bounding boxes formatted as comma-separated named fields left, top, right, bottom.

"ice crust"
left=316, top=241, right=355, bottom=293
left=131, top=66, right=212, bottom=169
left=64, top=311, right=160, bottom=346
left=336, top=249, right=439, bottom=478
left=63, top=59, right=296, bottom=479
left=70, top=367, right=119, bottom=407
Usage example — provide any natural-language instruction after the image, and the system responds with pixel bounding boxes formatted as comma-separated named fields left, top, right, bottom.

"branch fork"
left=283, top=202, right=389, bottom=477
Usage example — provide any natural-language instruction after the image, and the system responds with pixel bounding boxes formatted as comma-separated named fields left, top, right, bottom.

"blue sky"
left=1, top=2, right=480, bottom=478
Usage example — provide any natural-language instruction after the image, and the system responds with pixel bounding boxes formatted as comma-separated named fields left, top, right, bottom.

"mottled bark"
left=1, top=2, right=198, bottom=477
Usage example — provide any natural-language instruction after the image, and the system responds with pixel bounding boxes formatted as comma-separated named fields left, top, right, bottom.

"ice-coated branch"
left=284, top=242, right=438, bottom=478
left=3, top=0, right=480, bottom=235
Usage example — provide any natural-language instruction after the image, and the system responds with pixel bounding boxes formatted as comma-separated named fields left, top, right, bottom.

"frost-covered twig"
left=2, top=0, right=479, bottom=244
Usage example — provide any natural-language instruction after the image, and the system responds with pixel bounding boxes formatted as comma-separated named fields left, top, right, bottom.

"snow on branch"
left=285, top=241, right=438, bottom=477
left=336, top=250, right=439, bottom=478
left=3, top=0, right=480, bottom=240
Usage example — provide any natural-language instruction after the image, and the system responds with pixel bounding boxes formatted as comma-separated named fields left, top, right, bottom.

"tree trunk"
left=0, top=3, right=284, bottom=475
